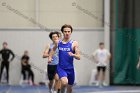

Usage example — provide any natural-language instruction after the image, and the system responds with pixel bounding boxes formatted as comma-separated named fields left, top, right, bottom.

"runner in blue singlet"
left=48, top=24, right=80, bottom=93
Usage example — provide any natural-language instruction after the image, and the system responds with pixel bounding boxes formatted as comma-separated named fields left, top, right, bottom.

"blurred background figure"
left=93, top=42, right=111, bottom=87
left=0, top=42, right=15, bottom=84
left=21, top=50, right=35, bottom=86
left=136, top=48, right=140, bottom=69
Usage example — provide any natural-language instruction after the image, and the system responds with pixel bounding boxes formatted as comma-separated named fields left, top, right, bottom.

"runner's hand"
left=68, top=52, right=74, bottom=56
left=48, top=57, right=52, bottom=63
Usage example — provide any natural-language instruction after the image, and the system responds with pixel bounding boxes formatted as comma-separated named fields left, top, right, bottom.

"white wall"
left=0, top=0, right=35, bottom=28
left=39, top=0, right=103, bottom=28
left=0, top=28, right=104, bottom=85
left=0, top=0, right=103, bottom=28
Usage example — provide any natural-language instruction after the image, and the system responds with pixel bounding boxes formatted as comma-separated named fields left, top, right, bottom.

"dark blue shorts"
left=57, top=66, right=75, bottom=85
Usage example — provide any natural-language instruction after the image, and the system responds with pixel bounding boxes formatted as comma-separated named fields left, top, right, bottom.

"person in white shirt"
left=92, top=42, right=111, bottom=86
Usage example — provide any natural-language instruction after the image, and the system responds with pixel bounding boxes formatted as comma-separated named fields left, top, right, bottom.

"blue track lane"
left=0, top=85, right=140, bottom=93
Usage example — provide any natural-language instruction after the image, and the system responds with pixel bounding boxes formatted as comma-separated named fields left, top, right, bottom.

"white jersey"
left=93, top=48, right=110, bottom=66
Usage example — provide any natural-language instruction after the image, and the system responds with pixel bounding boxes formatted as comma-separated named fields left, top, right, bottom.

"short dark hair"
left=3, top=42, right=8, bottom=45
left=61, top=24, right=73, bottom=33
left=99, top=42, right=104, bottom=45
left=49, top=31, right=59, bottom=40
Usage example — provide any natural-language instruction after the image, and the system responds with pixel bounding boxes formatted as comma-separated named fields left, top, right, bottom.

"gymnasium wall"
left=0, top=0, right=103, bottom=28
left=0, top=29, right=104, bottom=85
left=0, top=0, right=104, bottom=86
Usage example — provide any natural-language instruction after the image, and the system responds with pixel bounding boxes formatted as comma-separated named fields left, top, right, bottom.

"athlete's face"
left=63, top=27, right=72, bottom=39
left=3, top=43, right=7, bottom=49
left=24, top=51, right=28, bottom=56
left=100, top=44, right=104, bottom=49
left=52, top=34, right=59, bottom=42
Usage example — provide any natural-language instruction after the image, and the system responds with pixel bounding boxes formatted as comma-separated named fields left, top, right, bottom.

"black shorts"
left=47, top=65, right=57, bottom=80
left=97, top=66, right=106, bottom=72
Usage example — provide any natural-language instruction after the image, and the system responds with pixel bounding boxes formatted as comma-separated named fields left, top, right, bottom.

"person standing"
left=0, top=42, right=15, bottom=84
left=92, top=42, right=111, bottom=87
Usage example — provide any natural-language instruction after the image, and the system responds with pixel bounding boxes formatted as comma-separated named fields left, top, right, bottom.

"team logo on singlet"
left=59, top=47, right=70, bottom=51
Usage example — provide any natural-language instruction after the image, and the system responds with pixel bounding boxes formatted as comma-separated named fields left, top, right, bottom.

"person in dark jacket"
left=21, top=50, right=35, bottom=85
left=0, top=42, right=15, bottom=84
